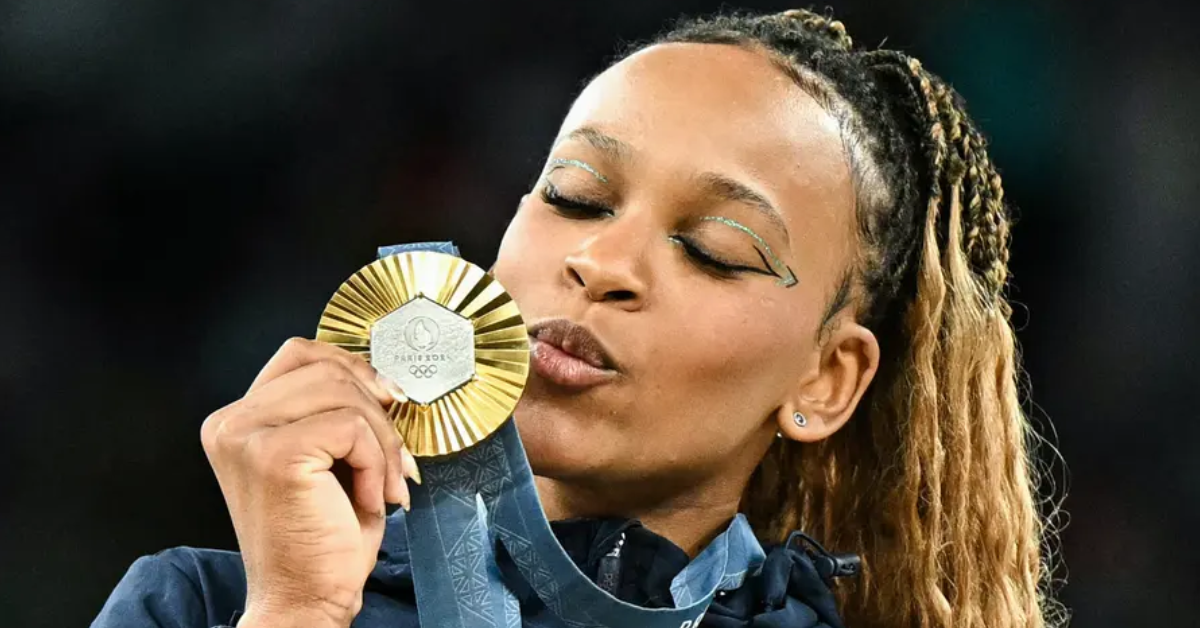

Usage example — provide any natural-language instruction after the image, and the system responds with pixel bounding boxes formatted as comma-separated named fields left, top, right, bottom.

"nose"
left=563, top=227, right=649, bottom=311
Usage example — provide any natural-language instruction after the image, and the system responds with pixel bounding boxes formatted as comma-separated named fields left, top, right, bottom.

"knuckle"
left=199, top=414, right=220, bottom=451
left=351, top=413, right=373, bottom=436
left=352, top=415, right=385, bottom=458
left=326, top=408, right=359, bottom=432
left=281, top=336, right=311, bottom=354
left=316, top=359, right=353, bottom=384
left=200, top=408, right=235, bottom=453
left=331, top=377, right=368, bottom=402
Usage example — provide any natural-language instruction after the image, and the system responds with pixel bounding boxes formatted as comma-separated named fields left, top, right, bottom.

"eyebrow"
left=694, top=172, right=791, bottom=244
left=560, top=126, right=633, bottom=162
left=558, top=126, right=791, bottom=242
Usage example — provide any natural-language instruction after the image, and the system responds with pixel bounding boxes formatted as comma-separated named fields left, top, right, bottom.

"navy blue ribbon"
left=379, top=242, right=765, bottom=628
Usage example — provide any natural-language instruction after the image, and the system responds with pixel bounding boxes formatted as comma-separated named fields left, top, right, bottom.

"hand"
left=201, top=338, right=418, bottom=628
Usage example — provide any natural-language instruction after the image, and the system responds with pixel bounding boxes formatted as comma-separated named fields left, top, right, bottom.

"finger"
left=245, top=360, right=409, bottom=503
left=400, top=445, right=421, bottom=486
left=231, top=339, right=410, bottom=502
left=275, top=409, right=399, bottom=515
left=230, top=361, right=388, bottom=429
left=376, top=373, right=409, bottom=404
left=250, top=337, right=391, bottom=404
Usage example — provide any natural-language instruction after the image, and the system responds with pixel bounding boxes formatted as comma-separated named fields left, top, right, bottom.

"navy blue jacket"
left=92, top=514, right=846, bottom=628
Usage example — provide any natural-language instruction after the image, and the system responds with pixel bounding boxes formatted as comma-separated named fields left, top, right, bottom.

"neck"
left=534, top=473, right=743, bottom=557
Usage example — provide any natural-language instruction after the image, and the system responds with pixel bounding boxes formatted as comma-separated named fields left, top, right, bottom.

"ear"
left=776, top=320, right=880, bottom=443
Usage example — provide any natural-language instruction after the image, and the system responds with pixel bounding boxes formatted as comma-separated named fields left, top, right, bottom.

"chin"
left=512, top=398, right=611, bottom=481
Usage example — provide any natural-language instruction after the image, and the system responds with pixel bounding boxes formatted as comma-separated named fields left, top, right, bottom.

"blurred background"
left=1, top=0, right=1195, bottom=625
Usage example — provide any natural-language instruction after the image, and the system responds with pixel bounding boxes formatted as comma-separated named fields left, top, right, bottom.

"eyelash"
left=539, top=183, right=766, bottom=279
left=668, top=236, right=748, bottom=277
left=540, top=184, right=614, bottom=219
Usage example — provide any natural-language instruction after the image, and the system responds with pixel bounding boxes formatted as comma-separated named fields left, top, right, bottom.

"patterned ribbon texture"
left=380, top=242, right=766, bottom=628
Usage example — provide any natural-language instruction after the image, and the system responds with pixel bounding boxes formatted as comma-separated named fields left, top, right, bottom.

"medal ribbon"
left=381, top=242, right=765, bottom=628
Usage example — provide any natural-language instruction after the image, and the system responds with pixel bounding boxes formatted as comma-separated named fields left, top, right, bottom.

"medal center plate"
left=371, top=296, right=476, bottom=405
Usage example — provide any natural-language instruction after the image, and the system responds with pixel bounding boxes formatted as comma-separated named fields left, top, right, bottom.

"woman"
left=93, top=9, right=1062, bottom=628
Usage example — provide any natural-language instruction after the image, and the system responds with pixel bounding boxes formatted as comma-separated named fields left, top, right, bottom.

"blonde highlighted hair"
left=628, top=8, right=1068, bottom=628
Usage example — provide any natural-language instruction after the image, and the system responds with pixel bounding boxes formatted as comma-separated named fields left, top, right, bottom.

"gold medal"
left=316, top=251, right=529, bottom=457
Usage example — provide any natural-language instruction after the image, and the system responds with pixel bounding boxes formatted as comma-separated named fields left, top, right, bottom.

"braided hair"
left=618, top=9, right=1065, bottom=628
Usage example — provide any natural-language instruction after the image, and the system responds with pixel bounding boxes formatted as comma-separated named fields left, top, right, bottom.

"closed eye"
left=539, top=182, right=614, bottom=219
left=539, top=181, right=777, bottom=281
left=668, top=236, right=776, bottom=279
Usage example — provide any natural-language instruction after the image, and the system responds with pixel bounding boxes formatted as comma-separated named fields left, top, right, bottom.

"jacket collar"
left=369, top=511, right=845, bottom=627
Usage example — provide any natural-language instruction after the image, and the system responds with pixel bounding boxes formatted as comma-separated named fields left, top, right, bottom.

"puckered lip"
left=526, top=318, right=621, bottom=372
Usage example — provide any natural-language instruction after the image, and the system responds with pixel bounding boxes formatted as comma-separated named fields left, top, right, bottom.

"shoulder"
left=91, top=523, right=419, bottom=628
left=91, top=547, right=247, bottom=628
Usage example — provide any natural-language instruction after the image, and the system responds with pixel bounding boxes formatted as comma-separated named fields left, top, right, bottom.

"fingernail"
left=410, top=461, right=422, bottom=486
left=401, top=446, right=422, bottom=485
left=376, top=372, right=408, bottom=403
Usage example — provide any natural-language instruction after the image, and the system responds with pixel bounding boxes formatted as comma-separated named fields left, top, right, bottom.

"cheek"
left=494, top=207, right=560, bottom=301
left=647, top=290, right=807, bottom=414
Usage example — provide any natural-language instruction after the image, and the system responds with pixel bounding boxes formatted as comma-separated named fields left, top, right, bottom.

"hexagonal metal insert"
left=370, top=296, right=475, bottom=405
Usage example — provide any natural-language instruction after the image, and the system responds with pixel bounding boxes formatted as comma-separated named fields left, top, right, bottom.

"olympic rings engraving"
left=409, top=364, right=439, bottom=378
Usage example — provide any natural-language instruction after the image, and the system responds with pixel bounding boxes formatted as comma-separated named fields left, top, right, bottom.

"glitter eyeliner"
left=541, top=158, right=797, bottom=288
left=546, top=158, right=609, bottom=183
left=699, top=216, right=798, bottom=287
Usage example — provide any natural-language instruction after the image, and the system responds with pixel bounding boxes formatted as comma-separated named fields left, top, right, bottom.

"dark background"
left=2, top=0, right=1196, bottom=626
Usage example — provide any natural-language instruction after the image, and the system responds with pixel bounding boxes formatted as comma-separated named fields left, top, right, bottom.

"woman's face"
left=493, top=43, right=873, bottom=499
